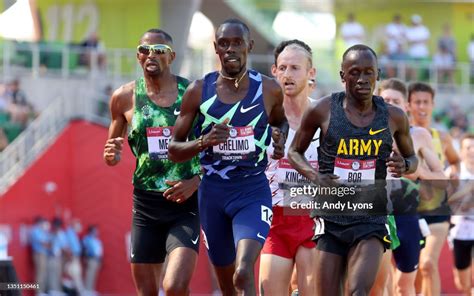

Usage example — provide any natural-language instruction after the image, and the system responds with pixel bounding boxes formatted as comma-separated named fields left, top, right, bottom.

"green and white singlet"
left=128, top=76, right=201, bottom=192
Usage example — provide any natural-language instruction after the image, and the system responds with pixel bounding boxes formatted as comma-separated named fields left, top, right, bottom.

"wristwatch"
left=404, top=158, right=411, bottom=173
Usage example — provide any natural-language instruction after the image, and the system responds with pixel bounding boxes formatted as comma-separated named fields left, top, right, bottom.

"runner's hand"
left=203, top=118, right=230, bottom=147
left=316, top=172, right=340, bottom=188
left=386, top=150, right=405, bottom=178
left=271, top=127, right=285, bottom=159
left=104, top=137, right=124, bottom=165
left=164, top=176, right=200, bottom=203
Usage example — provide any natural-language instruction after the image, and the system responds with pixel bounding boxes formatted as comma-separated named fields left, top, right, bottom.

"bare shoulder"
left=111, top=81, right=134, bottom=104
left=309, top=94, right=332, bottom=118
left=386, top=104, right=406, bottom=124
left=184, top=79, right=204, bottom=96
left=411, top=126, right=432, bottom=143
left=261, top=74, right=281, bottom=94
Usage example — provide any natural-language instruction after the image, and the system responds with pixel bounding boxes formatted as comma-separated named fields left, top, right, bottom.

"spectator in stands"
left=0, top=82, right=8, bottom=112
left=438, top=24, right=456, bottom=61
left=4, top=79, right=35, bottom=127
left=97, top=85, right=113, bottom=118
left=383, top=14, right=407, bottom=78
left=435, top=24, right=457, bottom=86
left=405, top=15, right=430, bottom=80
left=468, top=34, right=474, bottom=83
left=385, top=14, right=407, bottom=59
left=82, top=225, right=103, bottom=294
left=434, top=44, right=455, bottom=86
left=29, top=216, right=50, bottom=295
left=64, top=218, right=85, bottom=294
left=340, top=13, right=365, bottom=48
left=80, top=32, right=106, bottom=70
left=0, top=129, right=8, bottom=151
left=48, top=217, right=68, bottom=294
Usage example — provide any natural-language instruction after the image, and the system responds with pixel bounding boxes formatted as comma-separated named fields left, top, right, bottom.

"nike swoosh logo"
left=383, top=235, right=391, bottom=243
left=191, top=236, right=199, bottom=245
left=189, top=212, right=196, bottom=216
left=257, top=232, right=266, bottom=241
left=369, top=128, right=387, bottom=136
left=240, top=104, right=259, bottom=113
left=174, top=109, right=180, bottom=116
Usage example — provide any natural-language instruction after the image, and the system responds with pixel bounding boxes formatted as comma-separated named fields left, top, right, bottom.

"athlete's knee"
left=348, top=287, right=371, bottom=296
left=395, top=282, right=412, bottom=296
left=233, top=266, right=253, bottom=291
left=454, top=270, right=471, bottom=294
left=347, top=281, right=372, bottom=296
left=163, top=278, right=189, bottom=296
left=419, top=257, right=436, bottom=276
left=136, top=286, right=158, bottom=296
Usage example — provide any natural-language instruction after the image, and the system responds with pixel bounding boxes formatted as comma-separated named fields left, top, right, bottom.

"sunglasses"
left=137, top=44, right=173, bottom=55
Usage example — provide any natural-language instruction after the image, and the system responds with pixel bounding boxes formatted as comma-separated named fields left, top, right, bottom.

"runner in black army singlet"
left=288, top=44, right=418, bottom=295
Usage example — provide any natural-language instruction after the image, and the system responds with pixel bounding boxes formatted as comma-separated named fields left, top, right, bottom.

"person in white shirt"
left=340, top=13, right=365, bottom=48
left=385, top=14, right=407, bottom=59
left=406, top=15, right=430, bottom=59
left=405, top=15, right=430, bottom=80
left=449, top=133, right=474, bottom=296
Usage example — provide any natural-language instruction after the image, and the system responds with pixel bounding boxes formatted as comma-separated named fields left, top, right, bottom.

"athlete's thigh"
left=346, top=238, right=384, bottom=293
left=231, top=195, right=273, bottom=246
left=259, top=254, right=294, bottom=296
left=393, top=218, right=422, bottom=273
left=315, top=249, right=345, bottom=296
left=131, top=263, right=162, bottom=294
left=452, top=239, right=474, bottom=270
left=163, top=247, right=198, bottom=289
left=166, top=212, right=200, bottom=255
left=130, top=218, right=167, bottom=264
left=295, top=245, right=316, bottom=296
left=198, top=180, right=236, bottom=266
left=421, top=222, right=449, bottom=260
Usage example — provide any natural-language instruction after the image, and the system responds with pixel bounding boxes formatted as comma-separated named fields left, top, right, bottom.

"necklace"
left=219, top=70, right=247, bottom=89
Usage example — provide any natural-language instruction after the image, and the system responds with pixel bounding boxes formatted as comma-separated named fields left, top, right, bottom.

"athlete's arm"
left=168, top=80, right=230, bottom=162
left=168, top=80, right=203, bottom=163
left=409, top=127, right=447, bottom=181
left=288, top=96, right=335, bottom=184
left=387, top=105, right=418, bottom=177
left=103, top=83, right=133, bottom=166
left=163, top=176, right=200, bottom=203
left=439, top=130, right=461, bottom=179
left=262, top=77, right=289, bottom=159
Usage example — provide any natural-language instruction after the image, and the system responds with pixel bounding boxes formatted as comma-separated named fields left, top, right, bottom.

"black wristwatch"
left=404, top=158, right=411, bottom=173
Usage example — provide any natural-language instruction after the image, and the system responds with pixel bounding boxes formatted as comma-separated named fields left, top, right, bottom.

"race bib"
left=213, top=126, right=256, bottom=160
left=333, top=157, right=376, bottom=185
left=146, top=126, right=173, bottom=160
left=277, top=158, right=318, bottom=186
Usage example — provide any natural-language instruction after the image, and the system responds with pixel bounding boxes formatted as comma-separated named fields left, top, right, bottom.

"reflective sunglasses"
left=137, top=44, right=173, bottom=55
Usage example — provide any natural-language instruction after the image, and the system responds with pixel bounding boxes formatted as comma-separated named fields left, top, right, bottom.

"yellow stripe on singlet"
left=417, top=128, right=447, bottom=212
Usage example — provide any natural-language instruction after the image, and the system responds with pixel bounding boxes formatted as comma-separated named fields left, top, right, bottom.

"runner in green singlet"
left=103, top=29, right=201, bottom=296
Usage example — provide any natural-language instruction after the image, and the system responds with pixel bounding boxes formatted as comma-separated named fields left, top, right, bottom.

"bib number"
left=146, top=126, right=173, bottom=160
left=333, top=158, right=376, bottom=185
left=213, top=126, right=256, bottom=160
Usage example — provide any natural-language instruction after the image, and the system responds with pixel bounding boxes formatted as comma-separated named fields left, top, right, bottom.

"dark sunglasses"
left=137, top=44, right=173, bottom=55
